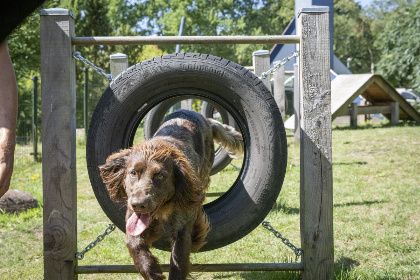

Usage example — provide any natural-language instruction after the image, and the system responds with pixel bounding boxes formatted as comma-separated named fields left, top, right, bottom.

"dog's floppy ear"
left=172, top=155, right=206, bottom=210
left=99, top=149, right=131, bottom=202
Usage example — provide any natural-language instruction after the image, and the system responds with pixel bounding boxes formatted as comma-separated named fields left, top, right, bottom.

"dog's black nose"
left=131, top=197, right=149, bottom=211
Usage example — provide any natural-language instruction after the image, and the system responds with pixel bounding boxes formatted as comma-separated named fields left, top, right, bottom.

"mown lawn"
left=0, top=123, right=419, bottom=279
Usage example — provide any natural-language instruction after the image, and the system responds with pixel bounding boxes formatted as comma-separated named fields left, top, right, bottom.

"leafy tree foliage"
left=138, top=0, right=294, bottom=65
left=7, top=0, right=418, bottom=135
left=7, top=0, right=155, bottom=131
left=333, top=0, right=378, bottom=73
left=374, top=0, right=420, bottom=91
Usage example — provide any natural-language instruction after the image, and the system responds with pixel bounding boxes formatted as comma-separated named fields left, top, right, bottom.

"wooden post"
left=350, top=102, right=358, bottom=128
left=83, top=67, right=88, bottom=137
left=110, top=53, right=128, bottom=78
left=175, top=16, right=186, bottom=53
left=252, top=50, right=271, bottom=90
left=359, top=100, right=366, bottom=124
left=40, top=8, right=77, bottom=280
left=391, top=102, right=399, bottom=125
left=273, top=63, right=286, bottom=120
left=181, top=99, right=193, bottom=110
left=293, top=63, right=300, bottom=143
left=32, top=76, right=38, bottom=160
left=299, top=7, right=334, bottom=280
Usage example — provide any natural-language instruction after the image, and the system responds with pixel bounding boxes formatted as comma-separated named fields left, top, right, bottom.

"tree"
left=374, top=0, right=420, bottom=91
left=7, top=0, right=163, bottom=130
left=333, top=0, right=378, bottom=73
left=138, top=0, right=294, bottom=66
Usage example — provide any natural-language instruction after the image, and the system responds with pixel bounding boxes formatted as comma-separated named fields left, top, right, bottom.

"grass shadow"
left=239, top=271, right=301, bottom=280
left=270, top=200, right=299, bottom=215
left=335, top=256, right=360, bottom=271
left=334, top=200, right=389, bottom=208
left=333, top=161, right=368, bottom=166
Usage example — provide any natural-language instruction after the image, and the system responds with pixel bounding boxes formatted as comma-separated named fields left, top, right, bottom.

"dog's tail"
left=208, top=118, right=244, bottom=158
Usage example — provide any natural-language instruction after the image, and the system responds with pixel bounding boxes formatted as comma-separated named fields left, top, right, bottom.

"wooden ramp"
left=285, top=74, right=420, bottom=129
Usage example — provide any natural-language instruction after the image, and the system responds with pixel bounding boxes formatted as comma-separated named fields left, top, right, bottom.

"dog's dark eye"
left=156, top=173, right=165, bottom=180
left=129, top=170, right=137, bottom=178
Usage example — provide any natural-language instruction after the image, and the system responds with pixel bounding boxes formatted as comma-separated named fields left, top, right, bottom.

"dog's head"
left=99, top=140, right=205, bottom=236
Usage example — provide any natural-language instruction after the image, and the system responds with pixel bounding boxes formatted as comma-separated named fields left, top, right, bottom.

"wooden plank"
left=340, top=105, right=392, bottom=116
left=273, top=64, right=286, bottom=119
left=391, top=102, right=399, bottom=125
left=180, top=99, right=193, bottom=110
left=109, top=53, right=128, bottom=78
left=293, top=63, right=300, bottom=143
left=40, top=8, right=77, bottom=280
left=75, top=263, right=304, bottom=274
left=350, top=103, right=358, bottom=127
left=252, top=50, right=271, bottom=90
left=359, top=100, right=366, bottom=123
left=299, top=7, right=334, bottom=280
left=330, top=74, right=374, bottom=119
left=286, top=72, right=420, bottom=127
left=372, top=77, right=420, bottom=122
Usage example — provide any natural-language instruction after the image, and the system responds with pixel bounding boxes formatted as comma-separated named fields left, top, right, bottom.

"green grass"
left=0, top=124, right=419, bottom=279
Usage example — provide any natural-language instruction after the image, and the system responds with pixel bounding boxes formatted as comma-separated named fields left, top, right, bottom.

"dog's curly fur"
left=99, top=110, right=243, bottom=280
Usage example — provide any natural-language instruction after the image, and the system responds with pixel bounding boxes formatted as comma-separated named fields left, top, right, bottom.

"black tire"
left=86, top=53, right=287, bottom=251
left=143, top=98, right=233, bottom=175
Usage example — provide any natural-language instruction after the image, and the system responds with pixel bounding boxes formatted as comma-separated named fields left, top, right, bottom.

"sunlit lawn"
left=0, top=123, right=419, bottom=279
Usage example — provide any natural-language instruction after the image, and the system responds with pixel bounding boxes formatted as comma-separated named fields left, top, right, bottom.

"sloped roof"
left=284, top=74, right=420, bottom=129
left=332, top=74, right=420, bottom=121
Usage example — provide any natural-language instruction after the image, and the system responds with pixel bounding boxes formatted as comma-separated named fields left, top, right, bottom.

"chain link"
left=262, top=221, right=303, bottom=257
left=259, top=50, right=299, bottom=80
left=76, top=222, right=300, bottom=260
left=76, top=224, right=116, bottom=260
left=73, top=51, right=113, bottom=81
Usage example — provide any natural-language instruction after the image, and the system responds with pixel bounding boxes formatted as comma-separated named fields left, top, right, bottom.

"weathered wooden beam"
left=359, top=100, right=367, bottom=123
left=340, top=105, right=393, bottom=116
left=75, top=263, right=304, bottom=274
left=391, top=102, right=399, bottom=125
left=373, top=77, right=420, bottom=122
left=293, top=63, right=300, bottom=143
left=350, top=102, right=358, bottom=128
left=72, top=35, right=301, bottom=46
left=181, top=99, right=193, bottom=110
left=40, top=8, right=77, bottom=280
left=273, top=63, right=286, bottom=120
left=109, top=53, right=128, bottom=79
left=299, top=7, right=334, bottom=280
left=252, top=50, right=271, bottom=90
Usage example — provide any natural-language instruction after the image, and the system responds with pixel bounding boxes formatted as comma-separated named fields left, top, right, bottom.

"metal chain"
left=230, top=163, right=241, bottom=172
left=262, top=221, right=303, bottom=257
left=259, top=50, right=299, bottom=80
left=76, top=224, right=116, bottom=260
left=73, top=51, right=113, bottom=81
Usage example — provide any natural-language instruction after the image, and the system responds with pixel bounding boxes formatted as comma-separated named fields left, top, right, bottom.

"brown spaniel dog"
left=99, top=110, right=243, bottom=280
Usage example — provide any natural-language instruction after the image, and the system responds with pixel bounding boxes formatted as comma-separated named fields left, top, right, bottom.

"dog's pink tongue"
left=126, top=212, right=150, bottom=236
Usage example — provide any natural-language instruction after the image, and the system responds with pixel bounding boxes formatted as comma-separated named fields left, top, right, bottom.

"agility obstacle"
left=40, top=6, right=333, bottom=279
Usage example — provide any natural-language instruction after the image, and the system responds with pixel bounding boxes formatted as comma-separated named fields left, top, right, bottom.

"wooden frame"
left=40, top=7, right=333, bottom=280
left=342, top=102, right=400, bottom=127
left=298, top=7, right=334, bottom=279
left=40, top=8, right=77, bottom=279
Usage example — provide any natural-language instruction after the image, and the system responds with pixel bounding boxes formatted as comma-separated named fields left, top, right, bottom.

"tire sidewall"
left=87, top=53, right=287, bottom=251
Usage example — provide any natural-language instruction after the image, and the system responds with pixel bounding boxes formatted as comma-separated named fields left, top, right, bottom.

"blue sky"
left=356, top=0, right=376, bottom=8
